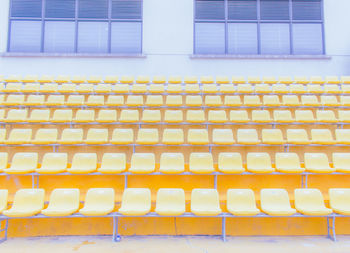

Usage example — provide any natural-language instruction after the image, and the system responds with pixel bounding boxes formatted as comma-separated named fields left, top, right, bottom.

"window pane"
left=111, top=22, right=142, bottom=53
left=260, top=0, right=289, bottom=20
left=46, top=0, right=75, bottom=18
left=112, top=0, right=142, bottom=19
left=11, top=0, right=42, bottom=18
left=293, top=24, right=323, bottom=54
left=196, top=0, right=225, bottom=20
left=228, top=0, right=257, bottom=20
left=78, top=0, right=108, bottom=18
left=9, top=21, right=41, bottom=52
left=292, top=0, right=322, bottom=20
left=228, top=23, right=258, bottom=54
left=44, top=21, right=75, bottom=53
left=78, top=22, right=108, bottom=53
left=195, top=23, right=225, bottom=54
left=260, top=23, right=290, bottom=54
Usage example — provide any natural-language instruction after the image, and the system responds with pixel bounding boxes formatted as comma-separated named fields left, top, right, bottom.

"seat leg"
left=327, top=216, right=337, bottom=242
left=113, top=217, right=121, bottom=242
left=0, top=219, right=8, bottom=243
left=222, top=217, right=226, bottom=242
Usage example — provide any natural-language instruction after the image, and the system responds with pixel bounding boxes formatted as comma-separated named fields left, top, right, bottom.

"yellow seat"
left=244, top=95, right=261, bottom=106
left=338, top=110, right=350, bottom=123
left=203, top=84, right=218, bottom=93
left=0, top=95, right=5, bottom=105
left=54, top=75, right=70, bottom=83
left=186, top=110, right=205, bottom=123
left=219, top=84, right=235, bottom=93
left=74, top=110, right=95, bottom=123
left=159, top=153, right=185, bottom=174
left=191, top=189, right=221, bottom=216
left=273, top=110, right=294, bottom=123
left=22, top=83, right=40, bottom=93
left=68, top=153, right=97, bottom=174
left=335, top=129, right=350, bottom=144
left=261, top=129, right=285, bottom=144
left=218, top=153, right=244, bottom=174
left=120, top=76, right=134, bottom=84
left=41, top=83, right=58, bottom=93
left=152, top=76, right=166, bottom=84
left=155, top=189, right=186, bottom=216
left=263, top=95, right=281, bottom=106
left=38, top=75, right=54, bottom=83
left=111, top=129, right=134, bottom=144
left=5, top=109, right=27, bottom=122
left=119, top=188, right=151, bottom=216
left=0, top=153, right=8, bottom=172
left=205, top=95, right=222, bottom=106
left=208, top=110, right=227, bottom=123
left=324, top=84, right=341, bottom=93
left=263, top=76, right=277, bottom=84
left=254, top=84, right=271, bottom=93
left=340, top=96, right=350, bottom=106
left=77, top=83, right=94, bottom=93
left=96, top=110, right=117, bottom=123
left=295, top=110, right=315, bottom=123
left=310, top=76, right=324, bottom=84
left=275, top=153, right=304, bottom=173
left=28, top=109, right=50, bottom=123
left=79, top=188, right=115, bottom=216
left=237, top=129, right=260, bottom=144
left=145, top=95, right=163, bottom=106
left=0, top=189, right=8, bottom=214
left=294, top=188, right=332, bottom=215
left=66, top=95, right=84, bottom=106
left=25, top=95, right=44, bottom=105
left=272, top=84, right=289, bottom=93
left=41, top=189, right=80, bottom=217
left=260, top=189, right=296, bottom=216
left=113, top=84, right=130, bottom=93
left=248, top=76, right=261, bottom=84
left=87, top=75, right=102, bottom=84
left=71, top=75, right=86, bottom=84
left=247, top=153, right=274, bottom=173
left=60, top=83, right=76, bottom=93
left=237, top=84, right=253, bottom=93
left=95, top=83, right=112, bottom=93
left=167, top=84, right=183, bottom=93
left=286, top=129, right=310, bottom=144
left=230, top=110, right=249, bottom=123
left=51, top=109, right=73, bottom=122
left=131, top=84, right=147, bottom=93
left=301, top=95, right=319, bottom=106
left=58, top=128, right=83, bottom=144
left=119, top=110, right=139, bottom=123
left=3, top=189, right=45, bottom=217
left=36, top=153, right=68, bottom=174
left=251, top=110, right=272, bottom=123
left=189, top=153, right=214, bottom=174
left=46, top=95, right=65, bottom=106
left=106, top=95, right=124, bottom=106
left=186, top=95, right=202, bottom=106
left=311, top=129, right=335, bottom=144
left=329, top=189, right=350, bottom=215
left=141, top=110, right=161, bottom=123
left=4, top=83, right=22, bottom=92
left=282, top=95, right=300, bottom=106
left=227, top=189, right=259, bottom=216
left=6, top=129, right=32, bottom=144
left=200, top=76, right=214, bottom=84
left=129, top=153, right=155, bottom=174
left=289, top=84, right=306, bottom=94
left=32, top=129, right=58, bottom=144
left=98, top=153, right=126, bottom=174
left=216, top=76, right=230, bottom=84
left=136, top=129, right=159, bottom=144
left=85, top=129, right=108, bottom=144
left=307, top=84, right=322, bottom=93
left=150, top=84, right=165, bottom=93
left=295, top=76, right=309, bottom=84
left=164, top=110, right=183, bottom=123
left=162, top=129, right=184, bottom=144
left=86, top=95, right=104, bottom=106
left=333, top=153, right=350, bottom=173
left=187, top=129, right=209, bottom=145
left=304, top=153, right=335, bottom=173
left=224, top=95, right=242, bottom=106
left=212, top=129, right=234, bottom=145
left=232, top=76, right=246, bottom=84
left=185, top=84, right=200, bottom=93
left=126, top=95, right=144, bottom=106
left=136, top=76, right=150, bottom=84
left=316, top=110, right=338, bottom=123
left=184, top=76, right=197, bottom=84
left=165, top=95, right=183, bottom=106
left=4, top=94, right=25, bottom=105
left=341, top=76, right=350, bottom=84
left=4, top=153, right=38, bottom=174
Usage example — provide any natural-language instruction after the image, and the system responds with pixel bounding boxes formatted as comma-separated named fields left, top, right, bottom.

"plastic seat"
left=237, top=84, right=253, bottom=93
left=286, top=129, right=310, bottom=144
left=218, top=153, right=244, bottom=174
left=22, top=83, right=40, bottom=93
left=111, top=129, right=134, bottom=144
left=224, top=96, right=242, bottom=106
left=141, top=110, right=161, bottom=123
left=306, top=84, right=322, bottom=93
left=274, top=110, right=294, bottom=123
left=338, top=110, right=350, bottom=123
left=295, top=76, right=309, bottom=84
left=316, top=110, right=338, bottom=123
left=41, top=83, right=58, bottom=93
left=261, top=129, right=285, bottom=144
left=335, top=129, right=350, bottom=144
left=272, top=84, right=289, bottom=93
left=152, top=76, right=166, bottom=84
left=0, top=128, right=5, bottom=145
left=22, top=75, right=38, bottom=83
left=119, top=110, right=139, bottom=123
left=263, top=76, right=277, bottom=84
left=289, top=84, right=306, bottom=94
left=25, top=95, right=45, bottom=105
left=165, top=95, right=183, bottom=106
left=219, top=84, right=235, bottom=93
left=4, top=95, right=25, bottom=105
left=236, top=129, right=260, bottom=144
left=96, top=110, right=117, bottom=123
left=87, top=75, right=102, bottom=84
left=155, top=189, right=186, bottom=216
left=36, top=153, right=68, bottom=174
left=136, top=129, right=159, bottom=144
left=321, top=96, right=338, bottom=106
left=232, top=76, right=246, bottom=84
left=248, top=76, right=261, bottom=84
left=106, top=95, right=124, bottom=106
left=3, top=189, right=45, bottom=217
left=0, top=153, right=8, bottom=172
left=149, top=84, right=165, bottom=93
left=66, top=95, right=84, bottom=106
left=167, top=84, right=183, bottom=93
left=205, top=96, right=222, bottom=106
left=136, top=76, right=150, bottom=84
left=129, top=153, right=155, bottom=174
left=340, top=96, right=350, bottom=106
left=58, top=129, right=83, bottom=144
left=263, top=95, right=280, bottom=106
left=145, top=95, right=163, bottom=106
left=186, top=110, right=205, bottom=123
left=113, top=84, right=130, bottom=93
left=0, top=189, right=8, bottom=214
left=120, top=76, right=134, bottom=84
left=294, top=189, right=332, bottom=215
left=86, top=95, right=104, bottom=106
left=260, top=189, right=296, bottom=216
left=275, top=153, right=304, bottom=173
left=4, top=153, right=38, bottom=174
left=341, top=76, right=350, bottom=84
left=169, top=76, right=182, bottom=84
left=212, top=129, right=234, bottom=145
left=118, top=188, right=151, bottom=216
left=6, top=129, right=32, bottom=144
left=126, top=96, right=144, bottom=106
left=0, top=95, right=5, bottom=105
left=41, top=189, right=80, bottom=217
left=162, top=129, right=184, bottom=144
left=255, top=84, right=271, bottom=93
left=185, top=84, right=200, bottom=93
left=186, top=95, right=202, bottom=106
left=295, top=110, right=315, bottom=123
left=68, top=153, right=97, bottom=174
left=159, top=153, right=185, bottom=174
left=164, top=110, right=183, bottom=123
left=95, top=83, right=112, bottom=93
left=227, top=189, right=259, bottom=216
left=244, top=95, right=261, bottom=106
left=230, top=110, right=249, bottom=123
left=329, top=189, right=350, bottom=215
left=79, top=188, right=115, bottom=216
left=5, top=109, right=27, bottom=122
left=311, top=129, right=335, bottom=144
left=85, top=128, right=108, bottom=144
left=333, top=153, right=350, bottom=173
left=282, top=95, right=300, bottom=106
left=189, top=153, right=214, bottom=174
left=301, top=95, right=319, bottom=106
left=4, top=82, right=22, bottom=92
left=191, top=189, right=221, bottom=216
left=32, top=129, right=58, bottom=144
left=0, top=109, right=4, bottom=121
left=304, top=153, right=335, bottom=173
left=52, top=109, right=73, bottom=122
left=203, top=84, right=218, bottom=93
left=46, top=95, right=65, bottom=106
left=74, top=110, right=95, bottom=123
left=98, top=153, right=126, bottom=174
left=54, top=75, right=70, bottom=84
left=76, top=84, right=94, bottom=93
left=311, top=76, right=325, bottom=84
left=187, top=129, right=209, bottom=145
left=216, top=76, right=230, bottom=84
left=71, top=75, right=86, bottom=84
left=247, top=153, right=274, bottom=173
left=200, top=76, right=214, bottom=84
left=207, top=110, right=227, bottom=123
left=251, top=110, right=272, bottom=123
left=28, top=109, right=50, bottom=122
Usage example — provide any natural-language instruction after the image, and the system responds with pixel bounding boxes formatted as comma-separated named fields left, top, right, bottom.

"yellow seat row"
left=2, top=187, right=349, bottom=217
left=0, top=151, right=348, bottom=174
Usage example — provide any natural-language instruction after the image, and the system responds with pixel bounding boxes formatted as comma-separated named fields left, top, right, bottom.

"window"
left=8, top=0, right=143, bottom=54
left=194, top=0, right=324, bottom=55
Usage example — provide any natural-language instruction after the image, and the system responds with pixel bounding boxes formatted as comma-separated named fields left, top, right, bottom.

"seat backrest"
left=11, top=153, right=38, bottom=170
left=137, top=129, right=159, bottom=143
left=227, top=189, right=256, bottom=210
left=229, top=110, right=249, bottom=121
left=84, top=188, right=115, bottom=209
left=335, top=129, right=350, bottom=142
left=247, top=153, right=271, bottom=170
left=71, top=153, right=97, bottom=169
left=47, top=189, right=80, bottom=209
left=295, top=110, right=315, bottom=121
left=159, top=153, right=185, bottom=171
left=294, top=188, right=327, bottom=209
left=131, top=153, right=155, bottom=170
left=162, top=129, right=184, bottom=143
left=97, top=110, right=117, bottom=121
left=119, top=110, right=139, bottom=122
left=52, top=109, right=73, bottom=121
left=29, top=109, right=50, bottom=121
left=189, top=153, right=213, bottom=170
left=332, top=153, right=350, bottom=170
left=75, top=110, right=95, bottom=121
left=156, top=188, right=185, bottom=208
left=273, top=110, right=293, bottom=121
left=111, top=129, right=134, bottom=143
left=260, top=189, right=292, bottom=209
left=121, top=188, right=151, bottom=208
left=304, top=153, right=330, bottom=169
left=6, top=109, right=27, bottom=121
left=275, top=153, right=300, bottom=170
left=60, top=129, right=83, bottom=141
left=100, top=153, right=126, bottom=170
left=191, top=189, right=220, bottom=209
left=286, top=129, right=309, bottom=142
left=218, top=153, right=243, bottom=171
left=12, top=188, right=45, bottom=210
left=187, top=129, right=209, bottom=142
left=329, top=188, right=350, bottom=209
left=86, top=128, right=109, bottom=141
left=186, top=110, right=205, bottom=122
left=8, top=129, right=32, bottom=142
left=311, top=129, right=334, bottom=142
left=41, top=153, right=68, bottom=170
left=212, top=129, right=234, bottom=143
left=261, top=129, right=284, bottom=143
left=34, top=129, right=58, bottom=142
left=237, top=129, right=259, bottom=142
left=142, top=110, right=161, bottom=122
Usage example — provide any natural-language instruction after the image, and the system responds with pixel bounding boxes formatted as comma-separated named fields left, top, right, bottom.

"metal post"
left=32, top=175, right=39, bottom=188
left=214, top=175, right=218, bottom=189
left=124, top=175, right=128, bottom=189
left=301, top=174, right=308, bottom=188
left=222, top=217, right=226, bottom=242
left=113, top=217, right=121, bottom=242
left=0, top=219, right=8, bottom=243
left=327, top=216, right=337, bottom=241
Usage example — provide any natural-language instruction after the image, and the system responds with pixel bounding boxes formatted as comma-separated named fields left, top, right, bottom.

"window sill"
left=1, top=53, right=146, bottom=58
left=190, top=54, right=332, bottom=60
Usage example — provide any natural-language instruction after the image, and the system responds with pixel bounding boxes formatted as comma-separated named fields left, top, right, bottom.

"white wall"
left=0, top=0, right=349, bottom=77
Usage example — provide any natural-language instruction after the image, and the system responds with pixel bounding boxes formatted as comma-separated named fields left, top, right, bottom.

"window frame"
left=193, top=0, right=325, bottom=55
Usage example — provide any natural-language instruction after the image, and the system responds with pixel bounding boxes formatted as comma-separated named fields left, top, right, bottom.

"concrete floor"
left=1, top=235, right=350, bottom=253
